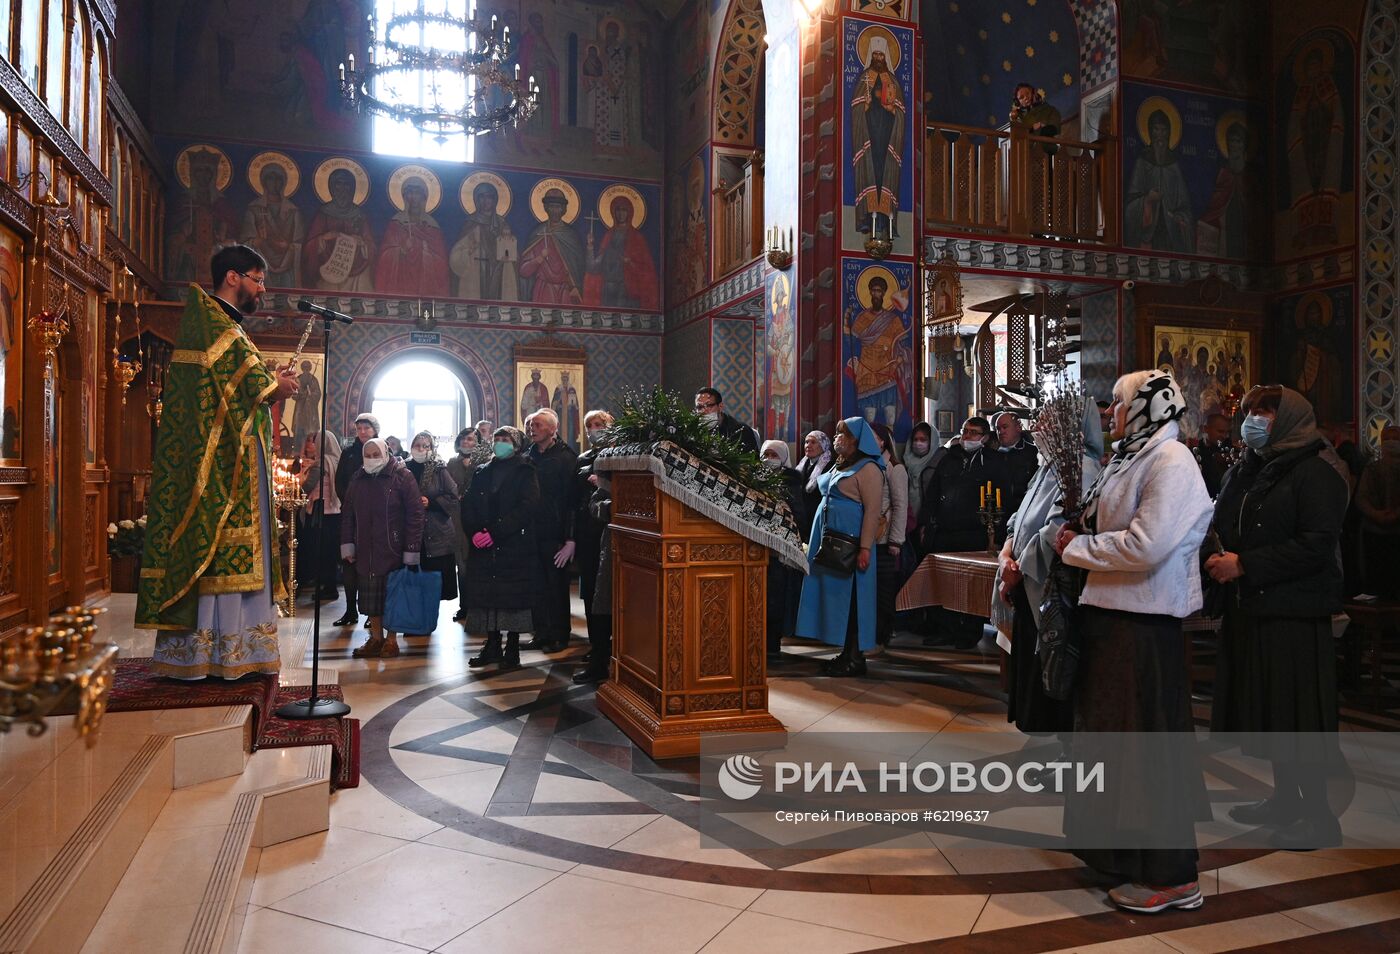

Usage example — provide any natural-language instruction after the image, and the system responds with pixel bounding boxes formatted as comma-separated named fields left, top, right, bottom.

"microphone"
left=297, top=299, right=355, bottom=324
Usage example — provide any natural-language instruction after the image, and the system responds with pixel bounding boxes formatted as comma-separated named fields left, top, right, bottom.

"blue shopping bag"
left=384, top=567, right=442, bottom=633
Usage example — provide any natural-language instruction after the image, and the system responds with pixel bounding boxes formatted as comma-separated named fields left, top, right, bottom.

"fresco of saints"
left=375, top=177, right=450, bottom=297
left=552, top=371, right=582, bottom=449
left=850, top=33, right=905, bottom=236
left=766, top=274, right=794, bottom=441
left=1125, top=107, right=1195, bottom=253
left=303, top=167, right=376, bottom=292
left=520, top=188, right=586, bottom=304
left=240, top=160, right=304, bottom=287
left=449, top=181, right=519, bottom=301
left=1287, top=39, right=1344, bottom=250
left=293, top=360, right=321, bottom=451
left=168, top=148, right=239, bottom=283
left=582, top=195, right=658, bottom=310
left=845, top=273, right=911, bottom=432
left=520, top=368, right=550, bottom=421
left=1197, top=121, right=1262, bottom=259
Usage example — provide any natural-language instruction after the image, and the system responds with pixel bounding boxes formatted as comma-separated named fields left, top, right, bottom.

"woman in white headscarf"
left=797, top=430, right=834, bottom=542
left=1052, top=370, right=1214, bottom=916
left=300, top=429, right=343, bottom=601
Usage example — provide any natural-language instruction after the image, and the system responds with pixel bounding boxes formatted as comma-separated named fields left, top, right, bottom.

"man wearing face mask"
left=525, top=408, right=578, bottom=652
left=915, top=416, right=993, bottom=648
left=694, top=387, right=759, bottom=455
left=137, top=246, right=300, bottom=679
left=988, top=411, right=1038, bottom=540
left=333, top=412, right=380, bottom=628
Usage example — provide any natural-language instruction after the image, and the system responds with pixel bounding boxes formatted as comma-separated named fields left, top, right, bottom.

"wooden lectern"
left=595, top=468, right=787, bottom=759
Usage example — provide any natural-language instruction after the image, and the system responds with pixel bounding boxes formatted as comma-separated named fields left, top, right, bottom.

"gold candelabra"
left=1, top=606, right=118, bottom=742
left=28, top=309, right=69, bottom=381
left=272, top=459, right=308, bottom=618
left=764, top=226, right=794, bottom=270
left=977, top=481, right=1004, bottom=554
left=110, top=265, right=143, bottom=405
left=863, top=211, right=894, bottom=260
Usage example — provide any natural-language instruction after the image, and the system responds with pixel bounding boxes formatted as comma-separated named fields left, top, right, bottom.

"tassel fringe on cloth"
left=595, top=442, right=809, bottom=572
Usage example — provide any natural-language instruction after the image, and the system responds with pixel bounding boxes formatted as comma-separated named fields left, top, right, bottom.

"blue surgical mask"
left=1241, top=414, right=1271, bottom=450
left=493, top=441, right=515, bottom=459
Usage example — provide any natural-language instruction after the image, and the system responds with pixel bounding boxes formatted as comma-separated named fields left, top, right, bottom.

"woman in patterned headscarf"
left=1052, top=370, right=1215, bottom=916
left=797, top=430, right=835, bottom=542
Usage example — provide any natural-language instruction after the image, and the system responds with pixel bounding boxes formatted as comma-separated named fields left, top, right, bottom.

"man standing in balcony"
left=850, top=34, right=905, bottom=238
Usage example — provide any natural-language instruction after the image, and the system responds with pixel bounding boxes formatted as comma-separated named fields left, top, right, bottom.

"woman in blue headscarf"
left=796, top=417, right=886, bottom=676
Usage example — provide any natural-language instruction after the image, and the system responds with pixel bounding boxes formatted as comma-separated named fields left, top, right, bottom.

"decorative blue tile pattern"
left=320, top=320, right=660, bottom=434
left=1074, top=0, right=1119, bottom=92
left=663, top=318, right=712, bottom=403
left=1078, top=288, right=1118, bottom=403
left=712, top=318, right=756, bottom=430
left=924, top=236, right=1261, bottom=289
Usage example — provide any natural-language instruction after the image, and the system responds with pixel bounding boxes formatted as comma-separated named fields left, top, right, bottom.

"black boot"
left=824, top=651, right=867, bottom=678
left=1229, top=797, right=1303, bottom=827
left=501, top=632, right=521, bottom=671
left=522, top=634, right=549, bottom=651
left=469, top=632, right=503, bottom=668
left=333, top=604, right=359, bottom=627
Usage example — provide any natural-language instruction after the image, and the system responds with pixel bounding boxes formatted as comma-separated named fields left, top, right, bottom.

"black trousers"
left=535, top=561, right=572, bottom=640
left=341, top=554, right=358, bottom=611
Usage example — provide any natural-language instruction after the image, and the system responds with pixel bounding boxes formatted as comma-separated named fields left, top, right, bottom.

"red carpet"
left=258, top=685, right=360, bottom=789
left=108, top=658, right=359, bottom=789
left=109, top=658, right=279, bottom=737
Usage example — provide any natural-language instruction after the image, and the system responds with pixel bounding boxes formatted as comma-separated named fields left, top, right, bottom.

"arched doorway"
left=368, top=357, right=472, bottom=458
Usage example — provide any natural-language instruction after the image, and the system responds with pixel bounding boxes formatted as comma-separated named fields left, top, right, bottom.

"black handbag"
left=814, top=528, right=860, bottom=575
left=1038, top=554, right=1085, bottom=701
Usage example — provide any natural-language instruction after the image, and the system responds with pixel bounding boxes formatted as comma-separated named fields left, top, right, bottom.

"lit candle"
left=995, top=488, right=1001, bottom=509
left=980, top=486, right=986, bottom=508
left=347, top=53, right=355, bottom=72
left=339, top=61, right=345, bottom=82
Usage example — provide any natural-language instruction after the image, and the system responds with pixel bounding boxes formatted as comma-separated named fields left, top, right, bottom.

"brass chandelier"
left=341, top=6, right=540, bottom=143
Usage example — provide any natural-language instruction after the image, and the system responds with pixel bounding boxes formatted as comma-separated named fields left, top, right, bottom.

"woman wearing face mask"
left=341, top=438, right=425, bottom=658
left=460, top=426, right=540, bottom=671
left=572, top=410, right=615, bottom=684
left=903, top=421, right=944, bottom=552
left=447, top=427, right=482, bottom=622
left=867, top=422, right=908, bottom=652
left=1206, top=385, right=1349, bottom=850
left=796, top=418, right=885, bottom=676
left=797, top=430, right=835, bottom=542
left=1052, top=370, right=1214, bottom=914
left=405, top=431, right=460, bottom=636
left=761, top=440, right=808, bottom=661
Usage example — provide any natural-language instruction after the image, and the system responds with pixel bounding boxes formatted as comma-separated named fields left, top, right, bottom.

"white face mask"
left=912, top=440, right=930, bottom=454
left=411, top=449, right=430, bottom=463
left=362, top=455, right=388, bottom=475
left=762, top=456, right=782, bottom=469
left=702, top=411, right=720, bottom=426
left=961, top=439, right=983, bottom=453
left=587, top=427, right=606, bottom=445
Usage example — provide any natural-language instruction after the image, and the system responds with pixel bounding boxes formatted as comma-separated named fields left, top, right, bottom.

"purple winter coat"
left=340, top=456, right=425, bottom=576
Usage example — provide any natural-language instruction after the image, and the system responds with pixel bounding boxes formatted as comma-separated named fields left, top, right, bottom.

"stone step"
left=78, top=743, right=333, bottom=954
left=0, top=704, right=257, bottom=954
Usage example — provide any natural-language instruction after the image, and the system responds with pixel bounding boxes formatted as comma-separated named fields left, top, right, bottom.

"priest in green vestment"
left=136, top=245, right=300, bottom=679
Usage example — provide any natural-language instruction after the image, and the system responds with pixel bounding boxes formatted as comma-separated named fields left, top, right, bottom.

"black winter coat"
left=574, top=448, right=606, bottom=570
left=716, top=412, right=759, bottom=455
left=528, top=440, right=577, bottom=552
left=918, top=444, right=992, bottom=553
left=986, top=440, right=1038, bottom=538
left=336, top=438, right=366, bottom=501
left=1213, top=441, right=1348, bottom=618
left=460, top=454, right=540, bottom=610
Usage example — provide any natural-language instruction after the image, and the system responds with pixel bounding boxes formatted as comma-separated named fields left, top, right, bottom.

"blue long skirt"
left=795, top=467, right=877, bottom=650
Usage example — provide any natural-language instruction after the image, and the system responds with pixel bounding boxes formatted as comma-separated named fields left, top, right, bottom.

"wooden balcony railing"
left=713, top=154, right=764, bottom=277
left=924, top=120, right=1119, bottom=246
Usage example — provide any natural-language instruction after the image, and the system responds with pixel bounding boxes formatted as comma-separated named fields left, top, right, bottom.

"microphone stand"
left=277, top=313, right=350, bottom=720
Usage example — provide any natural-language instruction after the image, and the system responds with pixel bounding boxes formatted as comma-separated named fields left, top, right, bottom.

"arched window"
left=370, top=357, right=471, bottom=457
left=42, top=0, right=63, bottom=117
left=370, top=0, right=474, bottom=163
left=67, top=8, right=84, bottom=137
left=86, top=30, right=102, bottom=159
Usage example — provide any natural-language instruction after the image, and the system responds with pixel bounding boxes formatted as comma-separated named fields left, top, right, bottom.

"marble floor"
left=93, top=590, right=1400, bottom=954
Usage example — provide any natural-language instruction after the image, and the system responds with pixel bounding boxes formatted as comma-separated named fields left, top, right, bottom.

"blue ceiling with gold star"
left=920, top=0, right=1080, bottom=131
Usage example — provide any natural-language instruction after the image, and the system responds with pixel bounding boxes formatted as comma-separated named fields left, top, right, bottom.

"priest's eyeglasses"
left=237, top=272, right=267, bottom=287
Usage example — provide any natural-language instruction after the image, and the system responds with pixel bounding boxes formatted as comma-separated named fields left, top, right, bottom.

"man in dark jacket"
left=988, top=411, right=1039, bottom=541
left=525, top=408, right=578, bottom=652
left=917, top=416, right=993, bottom=647
left=333, top=412, right=378, bottom=627
left=694, top=387, right=759, bottom=455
